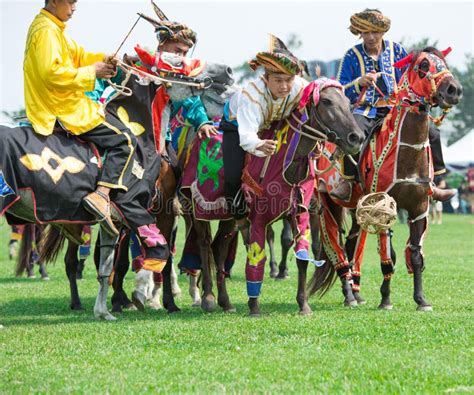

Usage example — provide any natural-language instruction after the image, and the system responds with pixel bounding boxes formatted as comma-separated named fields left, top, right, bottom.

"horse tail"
left=15, top=224, right=35, bottom=277
left=38, top=225, right=66, bottom=264
left=307, top=255, right=338, bottom=298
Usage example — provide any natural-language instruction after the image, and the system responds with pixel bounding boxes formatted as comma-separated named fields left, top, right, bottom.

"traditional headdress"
left=349, top=9, right=391, bottom=35
left=248, top=34, right=303, bottom=76
left=138, top=2, right=197, bottom=48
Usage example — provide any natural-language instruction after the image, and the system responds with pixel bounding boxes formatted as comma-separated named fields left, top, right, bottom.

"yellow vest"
left=24, top=9, right=106, bottom=135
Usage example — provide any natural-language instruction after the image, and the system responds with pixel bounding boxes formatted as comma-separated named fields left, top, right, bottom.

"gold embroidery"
left=20, top=147, right=85, bottom=184
left=117, top=106, right=145, bottom=136
left=248, top=242, right=266, bottom=267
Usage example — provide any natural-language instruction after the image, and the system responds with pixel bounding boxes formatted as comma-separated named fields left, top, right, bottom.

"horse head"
left=395, top=47, right=462, bottom=109
left=299, top=78, right=364, bottom=156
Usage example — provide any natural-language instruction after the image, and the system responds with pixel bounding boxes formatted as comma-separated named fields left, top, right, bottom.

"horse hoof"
left=191, top=300, right=202, bottom=308
left=111, top=304, right=123, bottom=314
left=123, top=303, right=137, bottom=311
left=132, top=291, right=146, bottom=312
left=41, top=276, right=50, bottom=281
left=201, top=297, right=216, bottom=312
left=299, top=308, right=313, bottom=316
left=344, top=300, right=358, bottom=308
left=378, top=304, right=393, bottom=310
left=275, top=275, right=289, bottom=281
left=248, top=312, right=261, bottom=318
left=223, top=305, right=236, bottom=313
left=149, top=302, right=163, bottom=311
left=417, top=305, right=433, bottom=312
left=167, top=306, right=181, bottom=314
left=70, top=304, right=84, bottom=311
left=28, top=275, right=36, bottom=279
left=95, top=311, right=117, bottom=321
left=354, top=293, right=366, bottom=305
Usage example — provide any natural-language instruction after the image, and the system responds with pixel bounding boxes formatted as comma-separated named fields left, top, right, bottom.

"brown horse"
left=180, top=79, right=364, bottom=316
left=308, top=48, right=462, bottom=310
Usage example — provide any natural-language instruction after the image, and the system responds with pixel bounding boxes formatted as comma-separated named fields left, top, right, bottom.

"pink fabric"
left=298, top=78, right=344, bottom=110
left=137, top=224, right=167, bottom=248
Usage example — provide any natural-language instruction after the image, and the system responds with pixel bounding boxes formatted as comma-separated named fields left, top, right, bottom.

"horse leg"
left=345, top=213, right=367, bottom=305
left=377, top=229, right=396, bottom=310
left=194, top=219, right=216, bottom=312
left=318, top=192, right=356, bottom=307
left=162, top=256, right=181, bottom=313
left=266, top=225, right=278, bottom=278
left=93, top=230, right=118, bottom=321
left=276, top=218, right=292, bottom=280
left=212, top=220, right=237, bottom=313
left=170, top=260, right=182, bottom=298
left=149, top=271, right=163, bottom=310
left=64, top=241, right=83, bottom=310
left=77, top=225, right=92, bottom=279
left=406, top=216, right=432, bottom=311
left=111, top=233, right=133, bottom=313
left=189, top=274, right=201, bottom=307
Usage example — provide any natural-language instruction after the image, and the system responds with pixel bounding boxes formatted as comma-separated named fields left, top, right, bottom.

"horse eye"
left=419, top=60, right=430, bottom=77
left=320, top=98, right=332, bottom=106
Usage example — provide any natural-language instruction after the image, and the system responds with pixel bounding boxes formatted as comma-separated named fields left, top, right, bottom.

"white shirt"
left=227, top=75, right=308, bottom=157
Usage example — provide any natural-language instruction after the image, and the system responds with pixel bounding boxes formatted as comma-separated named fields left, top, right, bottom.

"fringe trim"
left=190, top=181, right=227, bottom=211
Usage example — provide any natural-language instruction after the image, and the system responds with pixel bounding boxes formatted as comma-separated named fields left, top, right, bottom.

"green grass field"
left=0, top=214, right=473, bottom=394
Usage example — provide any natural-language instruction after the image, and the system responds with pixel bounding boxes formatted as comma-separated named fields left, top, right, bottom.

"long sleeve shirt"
left=337, top=40, right=407, bottom=118
left=224, top=75, right=308, bottom=157
left=23, top=9, right=106, bottom=135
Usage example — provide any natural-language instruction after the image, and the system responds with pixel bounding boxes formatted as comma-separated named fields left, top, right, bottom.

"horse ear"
left=393, top=53, right=414, bottom=69
left=441, top=47, right=452, bottom=57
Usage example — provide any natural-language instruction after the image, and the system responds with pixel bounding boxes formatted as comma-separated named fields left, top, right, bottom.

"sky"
left=0, top=0, right=472, bottom=115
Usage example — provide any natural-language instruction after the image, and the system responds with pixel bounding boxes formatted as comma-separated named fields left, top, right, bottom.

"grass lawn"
left=0, top=214, right=473, bottom=393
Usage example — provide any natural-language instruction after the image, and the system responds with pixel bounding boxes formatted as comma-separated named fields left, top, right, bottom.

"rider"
left=332, top=8, right=454, bottom=202
left=24, top=0, right=133, bottom=236
left=24, top=1, right=169, bottom=273
left=220, top=35, right=308, bottom=234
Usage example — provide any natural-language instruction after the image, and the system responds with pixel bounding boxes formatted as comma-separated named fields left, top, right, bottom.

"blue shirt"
left=337, top=40, right=407, bottom=118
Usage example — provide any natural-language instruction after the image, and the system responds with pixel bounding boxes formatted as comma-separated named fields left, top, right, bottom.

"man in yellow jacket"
left=23, top=0, right=134, bottom=236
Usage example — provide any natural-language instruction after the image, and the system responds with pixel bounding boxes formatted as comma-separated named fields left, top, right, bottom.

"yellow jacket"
left=24, top=9, right=106, bottom=135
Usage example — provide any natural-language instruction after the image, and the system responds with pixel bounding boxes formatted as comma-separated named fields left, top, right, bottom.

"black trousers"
left=221, top=119, right=247, bottom=219
left=342, top=113, right=446, bottom=178
left=79, top=113, right=137, bottom=192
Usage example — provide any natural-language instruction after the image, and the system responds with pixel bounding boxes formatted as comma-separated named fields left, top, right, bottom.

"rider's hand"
left=94, top=62, right=117, bottom=79
left=256, top=139, right=278, bottom=156
left=197, top=124, right=218, bottom=139
left=104, top=55, right=119, bottom=67
left=358, top=72, right=377, bottom=87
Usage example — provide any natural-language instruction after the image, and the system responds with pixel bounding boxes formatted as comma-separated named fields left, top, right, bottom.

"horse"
left=0, top=54, right=233, bottom=320
left=308, top=48, right=463, bottom=310
left=179, top=78, right=365, bottom=316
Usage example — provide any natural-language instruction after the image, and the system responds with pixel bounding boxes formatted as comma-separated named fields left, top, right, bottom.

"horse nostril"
left=347, top=132, right=362, bottom=146
left=447, top=84, right=456, bottom=96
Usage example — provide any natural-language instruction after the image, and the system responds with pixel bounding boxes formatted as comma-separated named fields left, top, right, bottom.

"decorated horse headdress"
left=349, top=9, right=391, bottom=35
left=394, top=47, right=453, bottom=105
left=248, top=34, right=304, bottom=76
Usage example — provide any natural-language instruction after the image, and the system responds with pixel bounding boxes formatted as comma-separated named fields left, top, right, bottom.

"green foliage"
left=1, top=108, right=26, bottom=122
left=400, top=37, right=439, bottom=53
left=0, top=215, right=473, bottom=393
